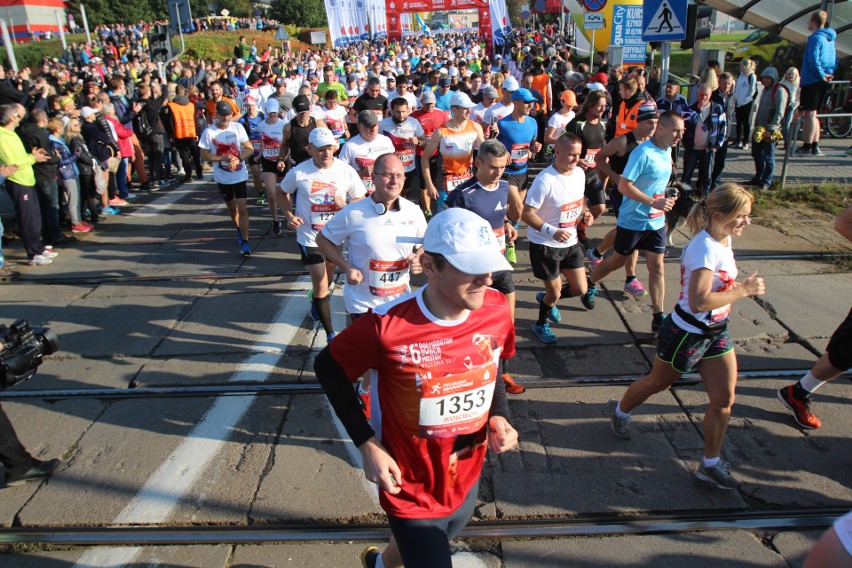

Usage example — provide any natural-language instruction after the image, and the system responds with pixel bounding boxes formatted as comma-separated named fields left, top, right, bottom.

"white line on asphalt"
left=72, top=277, right=312, bottom=568
left=129, top=185, right=201, bottom=218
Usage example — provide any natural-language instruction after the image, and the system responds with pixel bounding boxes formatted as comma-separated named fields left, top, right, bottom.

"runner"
left=338, top=110, right=396, bottom=195
left=278, top=94, right=328, bottom=172
left=256, top=98, right=287, bottom=235
left=238, top=95, right=265, bottom=204
left=316, top=153, right=428, bottom=420
left=421, top=92, right=484, bottom=213
left=410, top=90, right=448, bottom=218
left=314, top=206, right=518, bottom=568
left=278, top=128, right=365, bottom=341
left=607, top=183, right=765, bottom=490
left=198, top=100, right=256, bottom=257
left=522, top=133, right=595, bottom=344
left=379, top=97, right=425, bottom=199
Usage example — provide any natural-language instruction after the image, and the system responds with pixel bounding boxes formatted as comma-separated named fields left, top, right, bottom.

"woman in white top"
left=732, top=59, right=758, bottom=149
left=779, top=67, right=801, bottom=146
left=607, top=183, right=765, bottom=491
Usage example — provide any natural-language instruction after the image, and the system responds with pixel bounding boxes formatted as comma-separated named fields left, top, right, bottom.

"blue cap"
left=511, top=88, right=537, bottom=103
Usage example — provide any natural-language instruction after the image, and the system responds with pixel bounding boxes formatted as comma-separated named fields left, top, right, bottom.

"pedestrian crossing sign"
left=642, top=0, right=687, bottom=42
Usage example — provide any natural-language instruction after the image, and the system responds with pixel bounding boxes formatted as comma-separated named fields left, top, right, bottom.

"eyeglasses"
left=374, top=171, right=406, bottom=181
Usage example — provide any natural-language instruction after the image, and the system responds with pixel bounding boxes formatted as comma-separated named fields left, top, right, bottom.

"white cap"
left=80, top=106, right=97, bottom=118
left=502, top=76, right=519, bottom=92
left=265, top=98, right=280, bottom=114
left=423, top=208, right=513, bottom=275
left=449, top=91, right=476, bottom=109
left=308, top=127, right=338, bottom=148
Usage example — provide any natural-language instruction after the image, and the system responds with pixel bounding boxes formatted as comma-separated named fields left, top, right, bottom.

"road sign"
left=583, top=0, right=606, bottom=13
left=520, top=3, right=530, bottom=19
left=642, top=0, right=686, bottom=42
left=584, top=12, right=605, bottom=30
left=275, top=25, right=290, bottom=41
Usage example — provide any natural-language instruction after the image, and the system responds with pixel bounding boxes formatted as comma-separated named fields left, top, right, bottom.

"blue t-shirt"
left=497, top=114, right=538, bottom=175
left=446, top=177, right=509, bottom=230
left=435, top=90, right=453, bottom=112
left=617, top=139, right=672, bottom=231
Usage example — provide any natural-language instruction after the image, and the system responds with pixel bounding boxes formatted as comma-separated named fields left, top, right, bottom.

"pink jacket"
left=106, top=115, right=134, bottom=158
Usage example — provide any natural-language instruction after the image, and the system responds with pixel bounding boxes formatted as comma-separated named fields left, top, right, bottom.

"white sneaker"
left=28, top=254, right=53, bottom=266
left=41, top=249, right=59, bottom=259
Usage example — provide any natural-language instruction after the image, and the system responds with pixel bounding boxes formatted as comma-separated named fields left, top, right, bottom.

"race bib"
left=398, top=148, right=415, bottom=170
left=584, top=148, right=600, bottom=167
left=649, top=192, right=665, bottom=219
left=368, top=258, right=410, bottom=296
left=310, top=202, right=337, bottom=230
left=418, top=364, right=497, bottom=438
left=493, top=225, right=506, bottom=254
left=558, top=199, right=584, bottom=229
left=444, top=172, right=472, bottom=193
left=510, top=143, right=530, bottom=167
left=262, top=134, right=281, bottom=158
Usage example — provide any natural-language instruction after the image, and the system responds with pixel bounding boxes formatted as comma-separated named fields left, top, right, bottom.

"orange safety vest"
left=615, top=98, right=645, bottom=138
left=530, top=73, right=550, bottom=113
left=205, top=97, right=240, bottom=123
left=168, top=101, right=197, bottom=140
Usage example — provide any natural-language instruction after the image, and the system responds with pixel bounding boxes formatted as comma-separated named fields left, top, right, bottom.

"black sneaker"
left=272, top=220, right=282, bottom=236
left=360, top=546, right=380, bottom=568
left=6, top=458, right=61, bottom=486
left=581, top=287, right=597, bottom=310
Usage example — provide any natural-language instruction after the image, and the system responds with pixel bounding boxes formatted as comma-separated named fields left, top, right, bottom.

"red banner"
left=385, top=0, right=490, bottom=42
left=478, top=6, right=492, bottom=51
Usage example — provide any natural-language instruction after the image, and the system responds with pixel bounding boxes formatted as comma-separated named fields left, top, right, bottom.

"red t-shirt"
left=329, top=286, right=515, bottom=519
left=411, top=108, right=448, bottom=157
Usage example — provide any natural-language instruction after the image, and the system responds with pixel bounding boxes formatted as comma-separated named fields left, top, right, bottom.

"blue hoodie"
left=802, top=27, right=837, bottom=87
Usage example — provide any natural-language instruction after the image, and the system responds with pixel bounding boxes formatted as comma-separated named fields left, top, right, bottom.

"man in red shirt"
left=410, top=90, right=447, bottom=218
left=315, top=208, right=519, bottom=568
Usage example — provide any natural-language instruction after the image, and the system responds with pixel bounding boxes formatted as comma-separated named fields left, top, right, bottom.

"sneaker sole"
left=775, top=390, right=820, bottom=430
left=694, top=470, right=739, bottom=490
left=624, top=287, right=648, bottom=298
left=533, top=330, right=557, bottom=344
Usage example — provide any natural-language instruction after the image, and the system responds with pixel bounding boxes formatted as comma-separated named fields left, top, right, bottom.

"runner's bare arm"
left=316, top=232, right=362, bottom=284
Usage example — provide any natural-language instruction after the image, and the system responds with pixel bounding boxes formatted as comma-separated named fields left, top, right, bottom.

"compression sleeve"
left=314, top=346, right=376, bottom=447
left=488, top=360, right=510, bottom=420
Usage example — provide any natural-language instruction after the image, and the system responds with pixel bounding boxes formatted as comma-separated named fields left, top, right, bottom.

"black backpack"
left=136, top=107, right=154, bottom=137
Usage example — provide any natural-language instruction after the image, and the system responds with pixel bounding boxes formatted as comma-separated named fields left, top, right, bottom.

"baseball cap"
left=265, top=98, right=280, bottom=114
left=274, top=76, right=286, bottom=87
left=450, top=91, right=476, bottom=108
left=59, top=96, right=75, bottom=108
left=511, top=88, right=537, bottom=103
left=636, top=103, right=659, bottom=122
left=494, top=54, right=502, bottom=59
left=502, top=76, right=519, bottom=92
left=293, top=95, right=311, bottom=114
left=216, top=101, right=234, bottom=116
left=593, top=72, right=608, bottom=84
left=482, top=85, right=499, bottom=99
left=423, top=208, right=513, bottom=275
left=438, top=77, right=451, bottom=87
left=560, top=89, right=577, bottom=106
left=308, top=127, right=338, bottom=148
left=80, top=106, right=97, bottom=118
left=244, top=94, right=257, bottom=105
left=420, top=90, right=436, bottom=104
left=357, top=110, right=380, bottom=126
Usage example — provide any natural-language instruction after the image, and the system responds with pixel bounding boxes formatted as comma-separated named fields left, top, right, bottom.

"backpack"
left=136, top=107, right=154, bottom=137
left=195, top=106, right=207, bottom=134
left=771, top=83, right=790, bottom=105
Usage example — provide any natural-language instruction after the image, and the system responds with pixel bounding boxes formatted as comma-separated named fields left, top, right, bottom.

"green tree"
left=270, top=0, right=327, bottom=28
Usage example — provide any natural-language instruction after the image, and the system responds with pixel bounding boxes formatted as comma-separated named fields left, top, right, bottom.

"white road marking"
left=72, top=278, right=312, bottom=568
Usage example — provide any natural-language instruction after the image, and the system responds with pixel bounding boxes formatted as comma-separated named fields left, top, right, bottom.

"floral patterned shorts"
left=656, top=316, right=734, bottom=374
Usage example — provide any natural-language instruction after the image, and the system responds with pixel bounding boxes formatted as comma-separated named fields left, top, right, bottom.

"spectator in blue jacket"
left=681, top=84, right=726, bottom=196
left=795, top=10, right=837, bottom=157
left=655, top=79, right=691, bottom=119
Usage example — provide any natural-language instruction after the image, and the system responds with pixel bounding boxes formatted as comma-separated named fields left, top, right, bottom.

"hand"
left=345, top=267, right=363, bottom=285
left=552, top=227, right=569, bottom=242
left=583, top=210, right=595, bottom=227
left=505, top=223, right=518, bottom=243
left=487, top=416, right=518, bottom=454
left=132, top=102, right=143, bottom=112
left=0, top=164, right=18, bottom=177
left=228, top=155, right=240, bottom=170
left=286, top=215, right=303, bottom=230
left=652, top=197, right=675, bottom=212
left=427, top=184, right=438, bottom=201
left=333, top=195, right=346, bottom=209
left=740, top=271, right=765, bottom=297
left=408, top=253, right=422, bottom=275
left=531, top=140, right=542, bottom=154
left=359, top=437, right=403, bottom=495
left=32, top=147, right=50, bottom=163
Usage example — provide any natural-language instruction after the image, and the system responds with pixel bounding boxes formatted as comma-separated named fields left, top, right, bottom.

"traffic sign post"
left=642, top=0, right=686, bottom=43
left=584, top=12, right=604, bottom=30
left=583, top=0, right=606, bottom=12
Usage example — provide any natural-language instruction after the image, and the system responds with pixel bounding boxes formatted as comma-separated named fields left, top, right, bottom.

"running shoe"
left=257, top=193, right=268, bottom=205
left=361, top=546, right=380, bottom=568
left=503, top=373, right=526, bottom=394
left=694, top=460, right=741, bottom=490
left=624, top=278, right=648, bottom=298
left=108, top=197, right=127, bottom=206
left=71, top=223, right=92, bottom=233
left=240, top=241, right=252, bottom=257
left=652, top=312, right=665, bottom=333
left=811, top=147, right=825, bottom=156
left=272, top=220, right=282, bottom=236
left=103, top=206, right=120, bottom=215
left=28, top=254, right=53, bottom=266
left=307, top=289, right=319, bottom=321
left=327, top=331, right=336, bottom=342
left=536, top=291, right=561, bottom=323
left=586, top=248, right=603, bottom=270
left=533, top=322, right=557, bottom=344
left=581, top=286, right=597, bottom=310
left=41, top=249, right=59, bottom=259
left=504, top=244, right=517, bottom=264
left=122, top=193, right=137, bottom=200
left=357, top=386, right=371, bottom=420
left=607, top=399, right=631, bottom=440
left=777, top=386, right=822, bottom=429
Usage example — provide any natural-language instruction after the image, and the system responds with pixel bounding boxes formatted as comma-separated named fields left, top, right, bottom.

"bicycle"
left=819, top=80, right=851, bottom=139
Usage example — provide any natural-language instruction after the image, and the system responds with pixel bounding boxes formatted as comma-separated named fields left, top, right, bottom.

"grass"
left=753, top=182, right=851, bottom=216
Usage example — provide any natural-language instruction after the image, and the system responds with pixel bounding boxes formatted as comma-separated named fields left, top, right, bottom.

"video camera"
left=0, top=320, right=59, bottom=389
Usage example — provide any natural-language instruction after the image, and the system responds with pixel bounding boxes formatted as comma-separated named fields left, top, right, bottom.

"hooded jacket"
left=754, top=67, right=788, bottom=131
left=802, top=27, right=837, bottom=87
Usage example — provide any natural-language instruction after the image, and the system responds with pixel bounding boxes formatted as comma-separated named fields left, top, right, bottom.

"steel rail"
left=20, top=270, right=311, bottom=285
left=0, top=509, right=844, bottom=546
left=4, top=370, right=847, bottom=401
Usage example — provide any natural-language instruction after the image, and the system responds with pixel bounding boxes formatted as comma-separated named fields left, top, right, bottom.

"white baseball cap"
left=449, top=91, right=476, bottom=109
left=502, top=76, right=520, bottom=92
left=308, top=127, right=338, bottom=148
left=423, top=208, right=512, bottom=274
left=265, top=98, right=280, bottom=114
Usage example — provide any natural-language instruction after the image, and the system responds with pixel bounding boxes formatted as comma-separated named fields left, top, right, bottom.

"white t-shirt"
left=279, top=158, right=365, bottom=247
left=482, top=102, right=513, bottom=126
left=524, top=164, right=586, bottom=248
left=320, top=197, right=427, bottom=314
left=470, top=101, right=493, bottom=125
left=547, top=111, right=575, bottom=133
left=672, top=230, right=739, bottom=334
left=322, top=105, right=348, bottom=139
left=379, top=117, right=425, bottom=173
left=257, top=118, right=286, bottom=161
left=283, top=105, right=325, bottom=122
left=337, top=134, right=396, bottom=194
left=198, top=122, right=250, bottom=185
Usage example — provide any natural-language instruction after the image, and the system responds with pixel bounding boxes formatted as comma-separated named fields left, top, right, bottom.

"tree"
left=270, top=0, right=327, bottom=28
